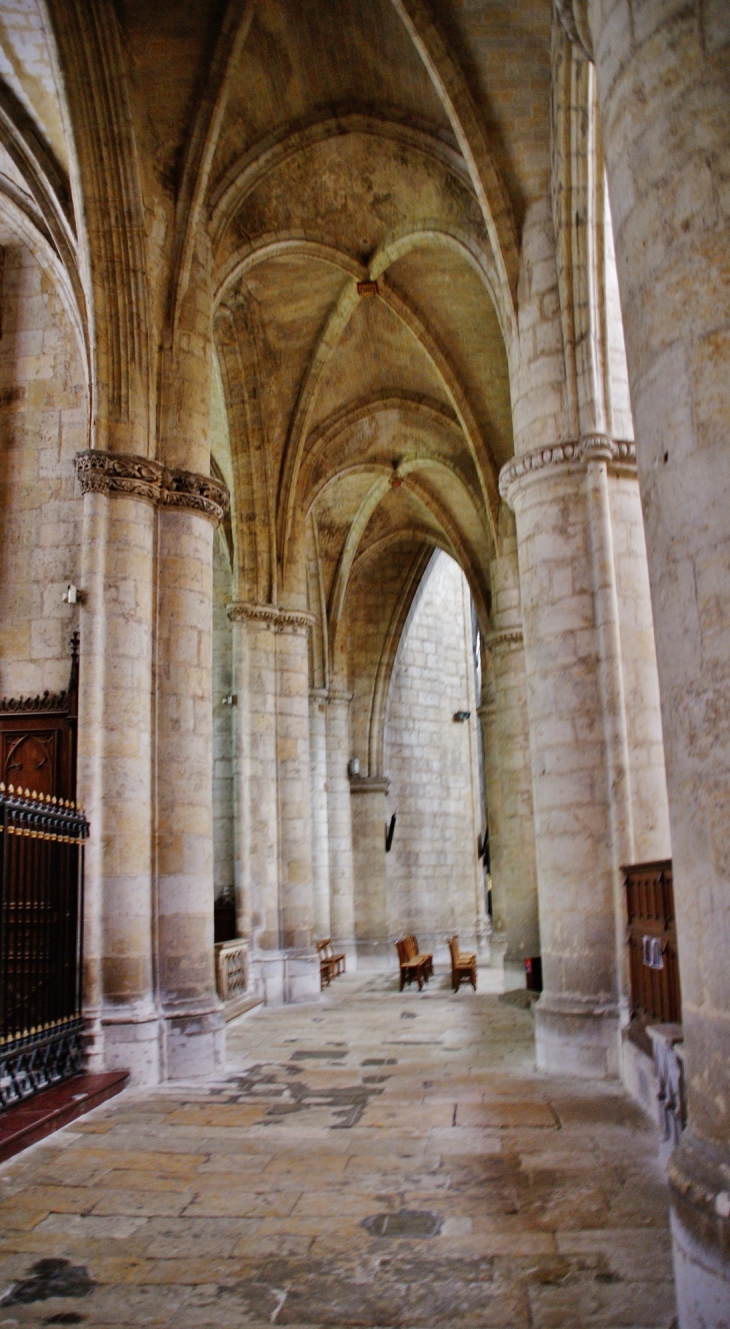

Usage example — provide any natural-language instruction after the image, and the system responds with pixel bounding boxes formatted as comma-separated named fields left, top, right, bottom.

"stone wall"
left=0, top=243, right=86, bottom=699
left=384, top=553, right=485, bottom=955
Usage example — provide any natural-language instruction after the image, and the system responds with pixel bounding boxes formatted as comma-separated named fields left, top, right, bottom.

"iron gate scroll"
left=0, top=783, right=89, bottom=1108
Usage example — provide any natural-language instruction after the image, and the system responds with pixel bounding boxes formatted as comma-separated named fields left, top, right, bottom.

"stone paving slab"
left=0, top=971, right=676, bottom=1326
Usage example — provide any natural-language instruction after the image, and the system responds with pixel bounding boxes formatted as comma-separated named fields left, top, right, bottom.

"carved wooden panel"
left=0, top=634, right=78, bottom=801
left=624, top=859, right=681, bottom=1025
left=2, top=729, right=58, bottom=797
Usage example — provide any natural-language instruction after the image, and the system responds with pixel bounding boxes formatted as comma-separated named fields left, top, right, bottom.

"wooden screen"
left=624, top=859, right=681, bottom=1025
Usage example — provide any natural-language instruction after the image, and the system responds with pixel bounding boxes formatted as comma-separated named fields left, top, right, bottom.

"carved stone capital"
left=276, top=608, right=316, bottom=636
left=75, top=451, right=230, bottom=525
left=554, top=0, right=593, bottom=61
left=162, top=467, right=229, bottom=523
left=327, top=688, right=353, bottom=706
left=499, top=436, right=636, bottom=508
left=484, top=626, right=524, bottom=652
left=228, top=601, right=279, bottom=627
left=227, top=602, right=315, bottom=635
left=75, top=450, right=163, bottom=505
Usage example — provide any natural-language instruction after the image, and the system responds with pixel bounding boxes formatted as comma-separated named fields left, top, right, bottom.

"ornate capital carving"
left=228, top=601, right=279, bottom=627
left=277, top=608, right=316, bottom=635
left=75, top=450, right=163, bottom=504
left=227, top=602, right=314, bottom=635
left=162, top=468, right=229, bottom=523
left=484, top=626, right=524, bottom=652
left=499, top=436, right=636, bottom=508
left=75, top=451, right=230, bottom=525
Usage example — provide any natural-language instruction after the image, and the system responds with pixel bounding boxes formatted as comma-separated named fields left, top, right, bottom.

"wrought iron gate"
left=0, top=784, right=88, bottom=1107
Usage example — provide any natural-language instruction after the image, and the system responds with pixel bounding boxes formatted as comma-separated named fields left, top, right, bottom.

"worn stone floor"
left=0, top=971, right=677, bottom=1327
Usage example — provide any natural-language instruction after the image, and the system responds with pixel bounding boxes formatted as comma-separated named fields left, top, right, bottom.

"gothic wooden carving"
left=0, top=632, right=79, bottom=800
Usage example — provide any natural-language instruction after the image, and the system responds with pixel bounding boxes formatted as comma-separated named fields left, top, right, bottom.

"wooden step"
left=0, top=1071, right=129, bottom=1164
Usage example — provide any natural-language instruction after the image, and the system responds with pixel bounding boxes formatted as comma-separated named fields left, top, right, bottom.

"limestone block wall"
left=212, top=530, right=234, bottom=900
left=0, top=243, right=86, bottom=698
left=384, top=553, right=484, bottom=954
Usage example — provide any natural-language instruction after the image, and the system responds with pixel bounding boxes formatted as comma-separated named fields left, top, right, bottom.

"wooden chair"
left=406, top=934, right=433, bottom=980
left=316, top=938, right=346, bottom=989
left=448, top=934, right=477, bottom=991
left=396, top=937, right=432, bottom=991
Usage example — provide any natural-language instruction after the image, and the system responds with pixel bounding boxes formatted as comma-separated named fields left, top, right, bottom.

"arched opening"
left=383, top=550, right=486, bottom=962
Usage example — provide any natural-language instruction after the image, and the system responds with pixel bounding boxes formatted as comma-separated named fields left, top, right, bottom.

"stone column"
left=309, top=688, right=330, bottom=942
left=487, top=628, right=540, bottom=970
left=156, top=489, right=227, bottom=1079
left=230, top=616, right=251, bottom=944
left=229, top=604, right=282, bottom=1003
left=228, top=603, right=319, bottom=1003
left=350, top=776, right=389, bottom=964
left=569, top=0, right=730, bottom=1311
left=75, top=454, right=158, bottom=1085
left=501, top=439, right=637, bottom=1077
left=477, top=652, right=504, bottom=957
left=326, top=686, right=356, bottom=960
left=274, top=610, right=320, bottom=1001
left=487, top=533, right=540, bottom=973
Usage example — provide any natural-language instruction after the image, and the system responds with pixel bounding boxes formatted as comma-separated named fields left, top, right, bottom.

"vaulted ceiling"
left=0, top=0, right=555, bottom=764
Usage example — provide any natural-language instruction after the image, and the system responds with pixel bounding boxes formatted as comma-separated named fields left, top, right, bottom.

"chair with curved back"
left=448, top=934, right=477, bottom=991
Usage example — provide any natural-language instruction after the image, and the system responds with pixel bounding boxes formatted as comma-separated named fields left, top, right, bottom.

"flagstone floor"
left=0, top=970, right=676, bottom=1327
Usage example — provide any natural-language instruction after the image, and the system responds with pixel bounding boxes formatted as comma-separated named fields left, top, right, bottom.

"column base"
left=535, top=997, right=620, bottom=1078
left=100, top=1006, right=162, bottom=1086
left=81, top=1010, right=106, bottom=1074
left=669, top=1132, right=730, bottom=1328
left=249, top=950, right=321, bottom=1005
left=162, top=1004, right=226, bottom=1080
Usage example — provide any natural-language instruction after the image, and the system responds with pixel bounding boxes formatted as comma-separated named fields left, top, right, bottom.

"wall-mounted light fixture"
left=63, top=584, right=84, bottom=605
left=453, top=710, right=471, bottom=723
left=221, top=693, right=238, bottom=707
left=348, top=757, right=360, bottom=777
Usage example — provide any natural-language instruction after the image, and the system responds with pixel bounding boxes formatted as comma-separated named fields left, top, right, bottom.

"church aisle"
left=0, top=974, right=675, bottom=1327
